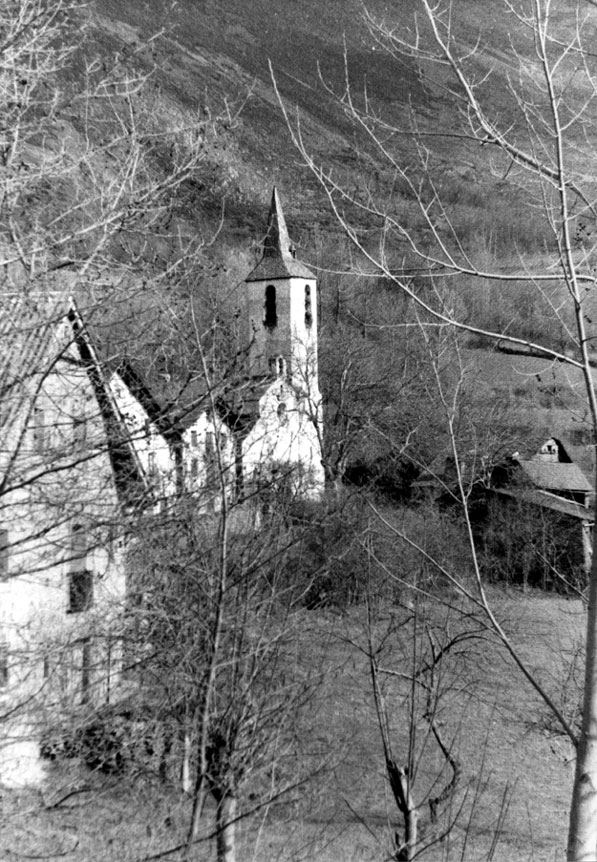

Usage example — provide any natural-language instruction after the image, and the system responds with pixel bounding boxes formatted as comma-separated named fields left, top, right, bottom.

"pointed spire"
left=245, top=188, right=315, bottom=282
left=262, top=187, right=295, bottom=260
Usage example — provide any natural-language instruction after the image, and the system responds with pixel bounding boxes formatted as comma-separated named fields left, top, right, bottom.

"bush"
left=41, top=700, right=176, bottom=779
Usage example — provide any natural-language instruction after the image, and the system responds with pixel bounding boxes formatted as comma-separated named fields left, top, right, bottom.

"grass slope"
left=0, top=591, right=584, bottom=861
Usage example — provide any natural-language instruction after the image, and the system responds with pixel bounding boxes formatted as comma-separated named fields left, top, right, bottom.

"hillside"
left=86, top=0, right=597, bottom=249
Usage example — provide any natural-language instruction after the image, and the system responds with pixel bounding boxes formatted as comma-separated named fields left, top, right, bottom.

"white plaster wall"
left=182, top=412, right=235, bottom=508
left=0, top=359, right=127, bottom=786
left=109, top=371, right=176, bottom=498
left=242, top=380, right=324, bottom=498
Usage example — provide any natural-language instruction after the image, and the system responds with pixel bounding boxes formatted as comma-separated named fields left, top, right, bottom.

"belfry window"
left=304, top=285, right=313, bottom=328
left=269, top=356, right=285, bottom=377
left=264, top=285, right=277, bottom=329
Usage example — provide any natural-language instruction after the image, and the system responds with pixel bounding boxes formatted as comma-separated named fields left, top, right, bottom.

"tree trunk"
left=568, top=541, right=597, bottom=860
left=387, top=759, right=418, bottom=861
left=182, top=731, right=192, bottom=794
left=215, top=793, right=237, bottom=862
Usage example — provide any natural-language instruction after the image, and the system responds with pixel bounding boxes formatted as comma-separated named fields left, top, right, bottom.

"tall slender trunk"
left=181, top=730, right=192, bottom=794
left=567, top=539, right=597, bottom=860
left=215, top=793, right=237, bottom=862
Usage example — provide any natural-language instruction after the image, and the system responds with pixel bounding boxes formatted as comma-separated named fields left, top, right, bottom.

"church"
left=111, top=186, right=325, bottom=506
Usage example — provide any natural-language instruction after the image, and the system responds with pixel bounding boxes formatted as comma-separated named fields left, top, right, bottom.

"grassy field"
left=0, top=589, right=585, bottom=861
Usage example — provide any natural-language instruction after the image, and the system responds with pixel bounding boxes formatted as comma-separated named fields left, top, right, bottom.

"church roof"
left=245, top=187, right=315, bottom=282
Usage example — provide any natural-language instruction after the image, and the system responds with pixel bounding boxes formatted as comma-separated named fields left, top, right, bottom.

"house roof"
left=0, top=292, right=150, bottom=506
left=516, top=459, right=592, bottom=493
left=245, top=187, right=315, bottom=282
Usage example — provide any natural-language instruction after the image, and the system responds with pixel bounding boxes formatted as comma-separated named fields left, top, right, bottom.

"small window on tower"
left=264, top=285, right=277, bottom=329
left=304, top=285, right=313, bottom=328
left=277, top=357, right=286, bottom=378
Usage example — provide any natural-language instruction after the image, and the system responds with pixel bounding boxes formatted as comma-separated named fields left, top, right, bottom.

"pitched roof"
left=516, top=459, right=592, bottom=493
left=245, top=187, right=315, bottom=282
left=0, top=292, right=150, bottom=506
left=0, top=293, right=68, bottom=434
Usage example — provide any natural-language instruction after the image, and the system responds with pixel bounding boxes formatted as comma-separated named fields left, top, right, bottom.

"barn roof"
left=516, top=459, right=592, bottom=493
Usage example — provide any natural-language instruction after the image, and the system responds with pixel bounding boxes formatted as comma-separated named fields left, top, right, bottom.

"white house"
left=0, top=296, right=161, bottom=786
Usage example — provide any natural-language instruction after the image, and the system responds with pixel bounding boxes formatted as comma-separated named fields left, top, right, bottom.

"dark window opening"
left=264, top=285, right=277, bottom=329
left=304, top=285, right=313, bottom=328
left=80, top=638, right=91, bottom=704
left=68, top=570, right=93, bottom=613
left=277, top=357, right=286, bottom=378
left=0, top=644, right=8, bottom=687
left=277, top=403, right=288, bottom=425
left=68, top=526, right=93, bottom=613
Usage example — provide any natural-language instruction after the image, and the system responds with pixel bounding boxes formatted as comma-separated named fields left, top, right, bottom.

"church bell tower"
left=245, top=188, right=319, bottom=398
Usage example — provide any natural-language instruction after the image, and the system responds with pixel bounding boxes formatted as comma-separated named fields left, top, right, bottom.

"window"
left=73, top=416, right=86, bottom=450
left=67, top=526, right=93, bottom=614
left=277, top=403, right=288, bottom=425
left=205, top=432, right=216, bottom=486
left=264, top=285, right=277, bottom=329
left=68, top=571, right=93, bottom=614
left=148, top=451, right=156, bottom=474
left=79, top=639, right=91, bottom=705
left=304, top=285, right=313, bottom=328
left=0, top=529, right=9, bottom=579
left=277, top=357, right=286, bottom=378
left=190, top=457, right=198, bottom=478
left=0, top=643, right=8, bottom=687
left=33, top=406, right=46, bottom=452
left=191, top=430, right=198, bottom=448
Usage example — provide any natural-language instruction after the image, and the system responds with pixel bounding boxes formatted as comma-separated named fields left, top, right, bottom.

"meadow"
left=0, top=590, right=583, bottom=862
